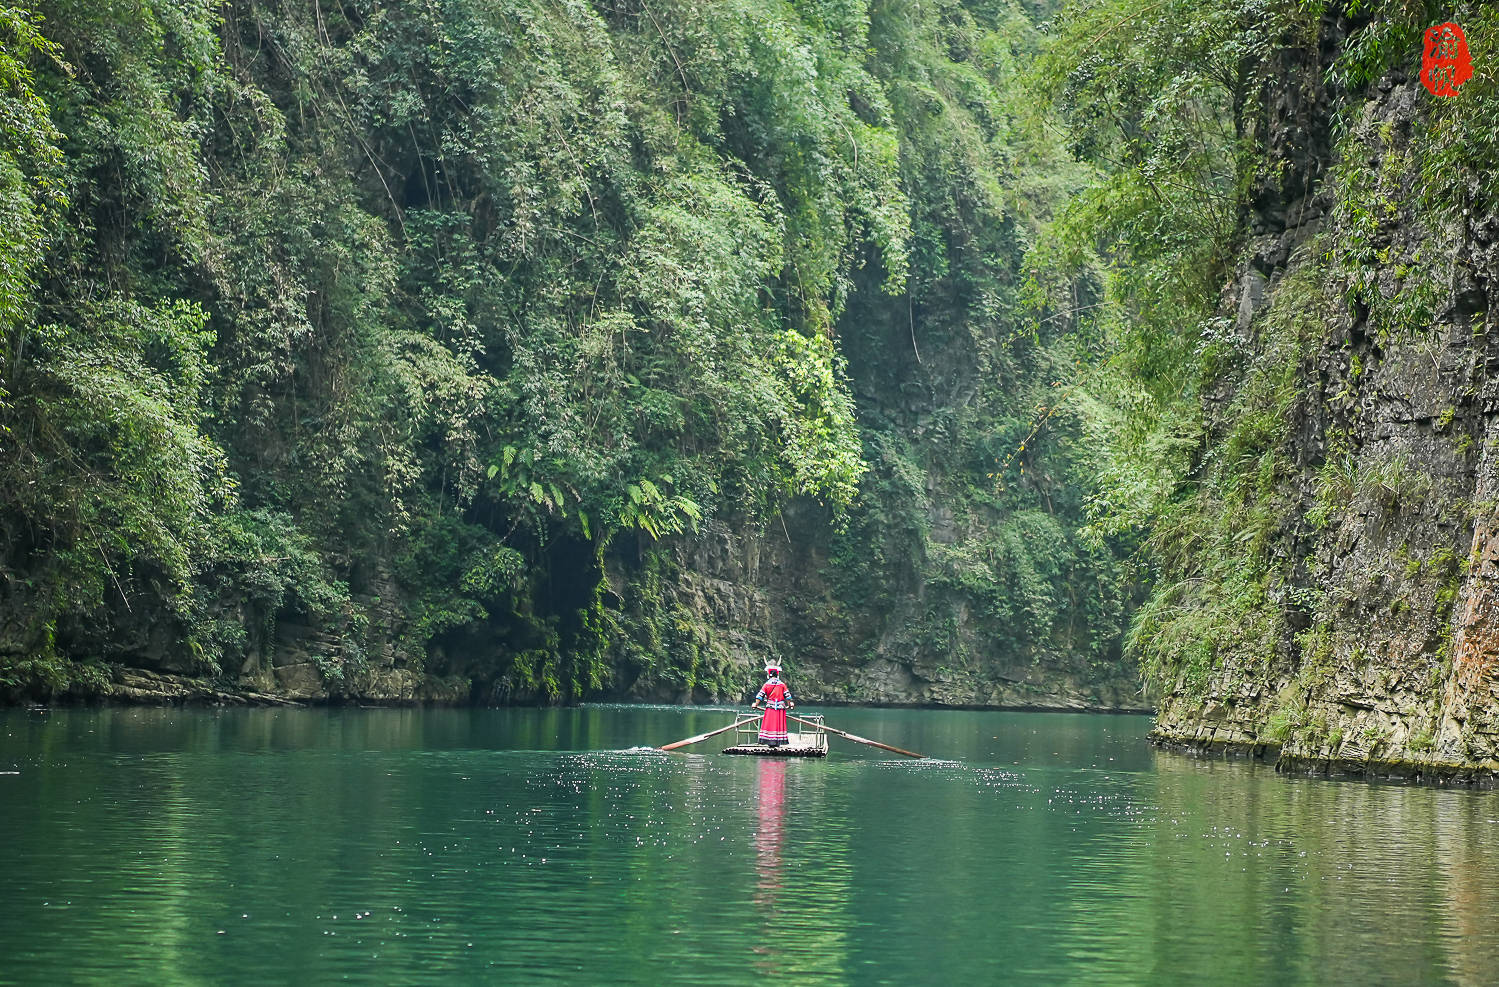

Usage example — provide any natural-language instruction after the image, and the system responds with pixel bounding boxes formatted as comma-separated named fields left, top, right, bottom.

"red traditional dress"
left=755, top=676, right=792, bottom=745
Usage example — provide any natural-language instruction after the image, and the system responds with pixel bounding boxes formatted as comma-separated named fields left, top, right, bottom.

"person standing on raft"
left=751, top=664, right=795, bottom=747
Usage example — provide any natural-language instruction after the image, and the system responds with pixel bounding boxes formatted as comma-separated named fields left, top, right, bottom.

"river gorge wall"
left=154, top=297, right=1143, bottom=712
left=29, top=254, right=1144, bottom=711
left=1147, top=9, right=1499, bottom=781
left=72, top=494, right=1144, bottom=711
left=0, top=0, right=1147, bottom=712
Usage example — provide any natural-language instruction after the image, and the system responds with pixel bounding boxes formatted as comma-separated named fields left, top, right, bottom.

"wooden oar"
left=660, top=715, right=758, bottom=752
left=788, top=713, right=925, bottom=759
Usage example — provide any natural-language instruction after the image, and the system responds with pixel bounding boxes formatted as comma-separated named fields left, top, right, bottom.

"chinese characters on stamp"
left=1421, top=22, right=1473, bottom=98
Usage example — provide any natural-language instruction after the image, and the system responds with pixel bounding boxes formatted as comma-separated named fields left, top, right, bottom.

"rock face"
left=1149, top=15, right=1499, bottom=782
left=644, top=506, right=1144, bottom=710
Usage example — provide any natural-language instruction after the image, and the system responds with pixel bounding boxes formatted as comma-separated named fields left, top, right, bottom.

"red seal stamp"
left=1421, top=22, right=1473, bottom=98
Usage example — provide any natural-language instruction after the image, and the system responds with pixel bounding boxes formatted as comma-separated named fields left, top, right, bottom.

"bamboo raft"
left=722, top=714, right=829, bottom=757
left=658, top=712, right=925, bottom=759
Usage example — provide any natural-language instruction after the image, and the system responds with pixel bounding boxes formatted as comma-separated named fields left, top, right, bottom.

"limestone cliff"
left=645, top=501, right=1142, bottom=711
left=605, top=251, right=1144, bottom=712
left=1148, top=10, right=1499, bottom=781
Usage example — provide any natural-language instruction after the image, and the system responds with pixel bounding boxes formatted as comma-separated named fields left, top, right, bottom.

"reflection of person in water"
left=753, top=757, right=786, bottom=911
left=751, top=664, right=794, bottom=747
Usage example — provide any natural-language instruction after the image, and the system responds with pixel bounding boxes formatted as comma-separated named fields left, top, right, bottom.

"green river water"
left=3, top=705, right=1498, bottom=984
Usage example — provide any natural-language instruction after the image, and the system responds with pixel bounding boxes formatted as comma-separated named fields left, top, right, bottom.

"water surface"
left=2, top=705, right=1497, bottom=984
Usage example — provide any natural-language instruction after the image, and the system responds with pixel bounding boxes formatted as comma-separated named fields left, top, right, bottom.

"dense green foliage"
left=0, top=0, right=1141, bottom=702
left=14, top=0, right=1489, bottom=711
left=783, top=0, right=1133, bottom=689
left=1032, top=0, right=1321, bottom=698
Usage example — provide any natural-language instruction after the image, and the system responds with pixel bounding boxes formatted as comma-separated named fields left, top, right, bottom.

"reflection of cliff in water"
left=1148, top=753, right=1499, bottom=984
left=1435, top=790, right=1499, bottom=987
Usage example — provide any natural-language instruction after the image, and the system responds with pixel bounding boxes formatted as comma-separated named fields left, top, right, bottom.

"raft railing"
left=736, top=713, right=825, bottom=747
